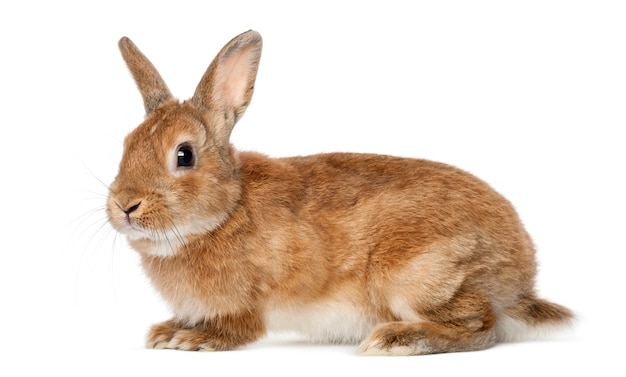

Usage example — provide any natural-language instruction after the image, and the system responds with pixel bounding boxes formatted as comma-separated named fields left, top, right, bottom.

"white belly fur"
left=264, top=299, right=377, bottom=344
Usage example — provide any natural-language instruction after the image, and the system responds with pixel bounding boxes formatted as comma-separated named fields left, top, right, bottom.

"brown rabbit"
left=106, top=30, right=572, bottom=355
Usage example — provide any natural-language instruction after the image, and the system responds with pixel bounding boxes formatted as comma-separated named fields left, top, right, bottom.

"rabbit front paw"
left=146, top=319, right=216, bottom=351
left=146, top=312, right=264, bottom=351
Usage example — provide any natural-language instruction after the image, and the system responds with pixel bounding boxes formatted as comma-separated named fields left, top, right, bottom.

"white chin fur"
left=126, top=216, right=227, bottom=257
left=131, top=231, right=185, bottom=258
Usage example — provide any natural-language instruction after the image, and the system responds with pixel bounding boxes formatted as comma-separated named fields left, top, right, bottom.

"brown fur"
left=107, top=30, right=572, bottom=355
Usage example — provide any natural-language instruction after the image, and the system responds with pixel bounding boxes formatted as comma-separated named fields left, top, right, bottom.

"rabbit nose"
left=124, top=201, right=142, bottom=215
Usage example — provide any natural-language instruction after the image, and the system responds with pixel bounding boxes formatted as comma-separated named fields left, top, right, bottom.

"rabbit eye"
left=176, top=144, right=195, bottom=168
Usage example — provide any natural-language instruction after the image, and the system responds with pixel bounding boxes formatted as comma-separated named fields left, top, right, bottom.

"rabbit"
left=106, top=30, right=573, bottom=355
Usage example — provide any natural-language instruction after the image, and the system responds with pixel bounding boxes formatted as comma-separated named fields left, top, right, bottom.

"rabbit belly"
left=264, top=300, right=378, bottom=344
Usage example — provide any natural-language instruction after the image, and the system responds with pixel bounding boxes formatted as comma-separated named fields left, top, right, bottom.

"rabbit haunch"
left=107, top=30, right=572, bottom=355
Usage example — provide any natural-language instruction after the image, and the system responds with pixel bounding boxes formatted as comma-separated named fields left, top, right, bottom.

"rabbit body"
left=107, top=31, right=572, bottom=355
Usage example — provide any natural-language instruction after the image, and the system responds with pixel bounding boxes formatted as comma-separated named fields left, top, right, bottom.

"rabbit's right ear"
left=192, top=30, right=262, bottom=137
left=119, top=37, right=173, bottom=115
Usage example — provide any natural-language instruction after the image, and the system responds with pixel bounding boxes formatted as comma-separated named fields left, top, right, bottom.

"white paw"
left=358, top=339, right=425, bottom=356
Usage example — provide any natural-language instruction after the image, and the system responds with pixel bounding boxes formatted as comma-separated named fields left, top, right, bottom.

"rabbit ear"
left=119, top=37, right=173, bottom=115
left=191, top=30, right=262, bottom=132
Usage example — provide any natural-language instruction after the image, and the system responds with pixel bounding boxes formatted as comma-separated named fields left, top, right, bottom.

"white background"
left=1, top=1, right=624, bottom=375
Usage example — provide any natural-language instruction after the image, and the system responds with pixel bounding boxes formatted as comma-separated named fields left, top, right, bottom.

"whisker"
left=77, top=217, right=115, bottom=270
left=109, top=227, right=120, bottom=304
left=153, top=216, right=185, bottom=302
left=72, top=209, right=118, bottom=304
left=151, top=216, right=171, bottom=256
left=69, top=205, right=108, bottom=230
left=165, top=215, right=192, bottom=264
left=156, top=214, right=188, bottom=259
left=79, top=158, right=112, bottom=192
left=71, top=159, right=125, bottom=305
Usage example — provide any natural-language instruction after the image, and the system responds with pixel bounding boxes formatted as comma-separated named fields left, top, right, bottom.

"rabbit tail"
left=496, top=296, right=574, bottom=342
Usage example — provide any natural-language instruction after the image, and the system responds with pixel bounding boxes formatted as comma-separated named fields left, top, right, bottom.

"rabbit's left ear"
left=119, top=37, right=173, bottom=115
left=192, top=30, right=263, bottom=129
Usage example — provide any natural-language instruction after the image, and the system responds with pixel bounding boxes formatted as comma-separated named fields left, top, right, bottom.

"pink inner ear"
left=215, top=45, right=256, bottom=111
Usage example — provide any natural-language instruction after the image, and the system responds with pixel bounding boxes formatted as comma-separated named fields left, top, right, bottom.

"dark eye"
left=176, top=144, right=195, bottom=168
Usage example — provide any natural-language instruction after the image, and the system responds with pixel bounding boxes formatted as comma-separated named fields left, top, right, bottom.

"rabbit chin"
left=125, top=216, right=227, bottom=257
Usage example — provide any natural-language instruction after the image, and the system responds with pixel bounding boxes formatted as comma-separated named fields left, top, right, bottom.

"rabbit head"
left=106, top=31, right=262, bottom=257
